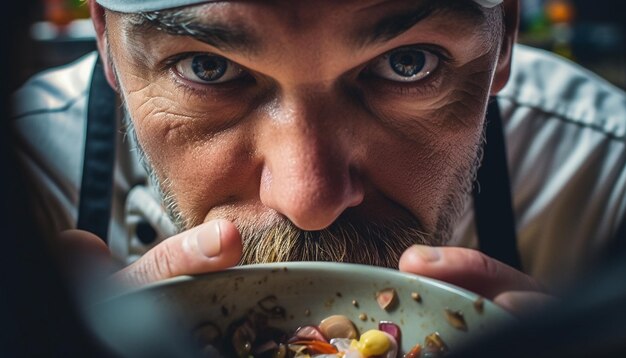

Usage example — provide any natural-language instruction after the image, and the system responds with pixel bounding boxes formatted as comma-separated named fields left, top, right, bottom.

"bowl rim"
left=101, top=261, right=511, bottom=319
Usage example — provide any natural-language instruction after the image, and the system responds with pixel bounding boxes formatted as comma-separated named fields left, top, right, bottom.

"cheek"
left=164, top=133, right=255, bottom=219
left=364, top=114, right=483, bottom=231
left=121, top=81, right=260, bottom=223
left=137, top=116, right=258, bottom=223
left=363, top=77, right=490, bottom=230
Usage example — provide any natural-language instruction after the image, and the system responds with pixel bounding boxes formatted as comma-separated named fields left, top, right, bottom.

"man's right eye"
left=366, top=47, right=440, bottom=84
left=175, top=54, right=246, bottom=84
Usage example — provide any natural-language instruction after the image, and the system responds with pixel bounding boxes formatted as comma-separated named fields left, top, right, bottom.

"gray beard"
left=236, top=212, right=436, bottom=268
left=122, top=109, right=483, bottom=268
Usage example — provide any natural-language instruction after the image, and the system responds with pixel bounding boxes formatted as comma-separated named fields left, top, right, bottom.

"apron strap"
left=605, top=212, right=626, bottom=261
left=76, top=57, right=117, bottom=243
left=473, top=98, right=522, bottom=270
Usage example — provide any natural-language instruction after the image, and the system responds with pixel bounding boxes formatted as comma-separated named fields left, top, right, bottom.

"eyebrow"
left=355, top=0, right=487, bottom=48
left=123, top=1, right=487, bottom=55
left=125, top=8, right=261, bottom=55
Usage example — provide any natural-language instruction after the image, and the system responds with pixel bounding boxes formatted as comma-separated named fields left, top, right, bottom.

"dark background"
left=2, top=1, right=108, bottom=356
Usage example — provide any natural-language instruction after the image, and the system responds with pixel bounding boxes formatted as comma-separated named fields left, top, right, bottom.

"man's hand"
left=58, top=219, right=242, bottom=287
left=399, top=245, right=556, bottom=315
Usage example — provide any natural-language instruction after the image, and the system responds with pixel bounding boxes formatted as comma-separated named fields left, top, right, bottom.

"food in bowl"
left=200, top=310, right=396, bottom=357
left=192, top=285, right=481, bottom=357
left=195, top=305, right=449, bottom=357
left=91, top=263, right=513, bottom=357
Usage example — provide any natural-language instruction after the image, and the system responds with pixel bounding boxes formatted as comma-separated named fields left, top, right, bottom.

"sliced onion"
left=378, top=321, right=401, bottom=347
left=381, top=331, right=398, bottom=358
left=319, top=315, right=358, bottom=339
left=329, top=337, right=353, bottom=352
left=288, top=325, right=328, bottom=343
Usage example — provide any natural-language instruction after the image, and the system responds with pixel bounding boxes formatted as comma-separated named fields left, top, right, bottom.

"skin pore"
left=103, top=0, right=505, bottom=268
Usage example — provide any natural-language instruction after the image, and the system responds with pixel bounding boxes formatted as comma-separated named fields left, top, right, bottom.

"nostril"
left=348, top=167, right=365, bottom=207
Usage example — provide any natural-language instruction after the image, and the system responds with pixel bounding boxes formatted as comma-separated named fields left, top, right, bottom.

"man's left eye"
left=175, top=54, right=246, bottom=84
left=368, top=47, right=439, bottom=83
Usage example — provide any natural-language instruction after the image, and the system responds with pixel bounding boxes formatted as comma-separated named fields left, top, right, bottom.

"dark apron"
left=77, top=57, right=524, bottom=270
left=473, top=98, right=522, bottom=270
left=76, top=57, right=117, bottom=242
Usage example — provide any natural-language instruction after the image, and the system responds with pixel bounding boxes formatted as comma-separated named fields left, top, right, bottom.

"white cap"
left=97, top=0, right=504, bottom=13
left=473, top=0, right=504, bottom=8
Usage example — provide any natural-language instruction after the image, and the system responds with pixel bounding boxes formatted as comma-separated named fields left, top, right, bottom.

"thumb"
left=113, top=219, right=242, bottom=287
left=399, top=245, right=543, bottom=300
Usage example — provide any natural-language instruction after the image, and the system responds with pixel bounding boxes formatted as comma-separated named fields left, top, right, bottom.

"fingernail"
left=195, top=221, right=222, bottom=257
left=413, top=245, right=440, bottom=262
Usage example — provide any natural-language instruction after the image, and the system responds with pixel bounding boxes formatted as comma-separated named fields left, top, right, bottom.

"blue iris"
left=389, top=50, right=426, bottom=77
left=191, top=55, right=228, bottom=81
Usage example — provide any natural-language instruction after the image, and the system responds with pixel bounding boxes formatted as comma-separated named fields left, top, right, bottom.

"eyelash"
left=365, top=64, right=446, bottom=98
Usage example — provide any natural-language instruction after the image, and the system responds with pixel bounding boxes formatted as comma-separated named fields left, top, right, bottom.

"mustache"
left=237, top=213, right=438, bottom=269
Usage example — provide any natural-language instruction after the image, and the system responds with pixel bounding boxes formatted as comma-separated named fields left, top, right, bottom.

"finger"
left=56, top=229, right=113, bottom=281
left=494, top=290, right=558, bottom=315
left=113, top=219, right=242, bottom=287
left=399, top=245, right=544, bottom=299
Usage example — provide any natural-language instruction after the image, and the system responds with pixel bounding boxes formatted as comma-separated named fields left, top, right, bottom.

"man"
left=12, top=0, right=626, bottom=314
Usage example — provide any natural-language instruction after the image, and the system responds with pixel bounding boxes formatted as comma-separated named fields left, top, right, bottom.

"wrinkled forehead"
left=105, top=0, right=500, bottom=42
left=97, top=0, right=502, bottom=13
left=103, top=0, right=503, bottom=68
left=105, top=1, right=502, bottom=61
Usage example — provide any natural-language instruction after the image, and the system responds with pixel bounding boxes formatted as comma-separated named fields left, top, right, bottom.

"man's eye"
left=175, top=54, right=245, bottom=84
left=368, top=47, right=439, bottom=83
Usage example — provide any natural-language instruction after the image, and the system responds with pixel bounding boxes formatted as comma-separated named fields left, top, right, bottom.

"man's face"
left=104, top=0, right=504, bottom=267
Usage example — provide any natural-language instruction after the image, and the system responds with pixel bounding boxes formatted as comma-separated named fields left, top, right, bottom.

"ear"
left=491, top=0, right=519, bottom=95
left=89, top=0, right=119, bottom=91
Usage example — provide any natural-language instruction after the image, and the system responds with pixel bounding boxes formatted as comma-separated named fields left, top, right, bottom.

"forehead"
left=118, top=0, right=492, bottom=49
left=123, top=0, right=487, bottom=19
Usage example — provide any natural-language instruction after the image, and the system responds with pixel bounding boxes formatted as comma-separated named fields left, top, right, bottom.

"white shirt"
left=12, top=45, right=626, bottom=286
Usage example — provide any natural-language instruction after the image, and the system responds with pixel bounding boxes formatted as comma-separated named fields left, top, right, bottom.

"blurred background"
left=14, top=0, right=626, bottom=90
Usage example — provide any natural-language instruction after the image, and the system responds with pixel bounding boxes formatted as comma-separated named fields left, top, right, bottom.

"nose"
left=258, top=92, right=364, bottom=231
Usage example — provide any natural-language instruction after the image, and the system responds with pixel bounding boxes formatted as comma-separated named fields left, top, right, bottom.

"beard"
left=236, top=211, right=437, bottom=268
left=122, top=108, right=482, bottom=269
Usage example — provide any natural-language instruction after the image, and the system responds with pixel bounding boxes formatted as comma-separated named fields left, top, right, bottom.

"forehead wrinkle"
left=352, top=0, right=489, bottom=49
left=119, top=5, right=262, bottom=56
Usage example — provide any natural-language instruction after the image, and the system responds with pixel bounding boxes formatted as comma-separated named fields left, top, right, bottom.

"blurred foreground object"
left=448, top=249, right=626, bottom=358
